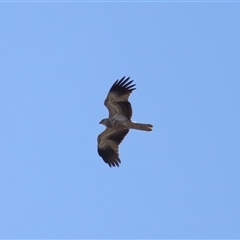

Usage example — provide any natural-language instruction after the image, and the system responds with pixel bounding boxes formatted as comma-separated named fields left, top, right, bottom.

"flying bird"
left=97, top=76, right=153, bottom=167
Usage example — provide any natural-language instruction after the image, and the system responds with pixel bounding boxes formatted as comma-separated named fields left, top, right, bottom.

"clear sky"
left=0, top=2, right=239, bottom=239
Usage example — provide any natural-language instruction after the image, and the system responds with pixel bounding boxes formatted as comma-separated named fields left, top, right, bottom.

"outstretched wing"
left=97, top=128, right=129, bottom=167
left=104, top=76, right=136, bottom=119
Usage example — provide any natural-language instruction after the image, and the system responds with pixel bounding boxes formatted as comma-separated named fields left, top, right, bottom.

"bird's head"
left=99, top=118, right=112, bottom=128
left=99, top=118, right=109, bottom=126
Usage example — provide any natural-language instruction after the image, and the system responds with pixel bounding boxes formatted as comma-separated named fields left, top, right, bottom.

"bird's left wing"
left=104, top=76, right=136, bottom=119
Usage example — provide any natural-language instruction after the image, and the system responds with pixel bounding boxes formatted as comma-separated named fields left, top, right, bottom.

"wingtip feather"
left=109, top=76, right=136, bottom=93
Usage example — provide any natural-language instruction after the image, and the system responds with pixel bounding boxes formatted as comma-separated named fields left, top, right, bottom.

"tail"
left=130, top=122, right=153, bottom=131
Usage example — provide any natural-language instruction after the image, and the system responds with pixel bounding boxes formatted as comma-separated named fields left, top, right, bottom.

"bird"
left=97, top=76, right=153, bottom=167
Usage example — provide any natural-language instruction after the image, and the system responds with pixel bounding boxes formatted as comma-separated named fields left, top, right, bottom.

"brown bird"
left=97, top=76, right=153, bottom=167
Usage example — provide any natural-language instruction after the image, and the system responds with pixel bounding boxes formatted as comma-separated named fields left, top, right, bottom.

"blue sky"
left=0, top=2, right=240, bottom=239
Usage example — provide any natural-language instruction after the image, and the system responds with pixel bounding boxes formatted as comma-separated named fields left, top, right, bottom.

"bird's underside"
left=97, top=76, right=153, bottom=167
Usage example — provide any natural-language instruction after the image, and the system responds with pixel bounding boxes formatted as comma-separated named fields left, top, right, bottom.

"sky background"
left=0, top=2, right=240, bottom=239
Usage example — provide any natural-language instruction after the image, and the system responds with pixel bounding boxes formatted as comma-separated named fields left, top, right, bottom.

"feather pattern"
left=104, top=76, right=136, bottom=119
left=98, top=76, right=153, bottom=167
left=97, top=128, right=129, bottom=167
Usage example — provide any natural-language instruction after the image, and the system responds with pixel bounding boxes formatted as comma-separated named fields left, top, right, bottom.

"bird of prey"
left=97, top=76, right=153, bottom=167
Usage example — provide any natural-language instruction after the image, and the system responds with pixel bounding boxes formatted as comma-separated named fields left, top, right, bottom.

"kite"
left=97, top=76, right=153, bottom=167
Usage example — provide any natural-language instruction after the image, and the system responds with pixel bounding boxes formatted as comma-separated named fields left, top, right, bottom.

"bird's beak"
left=99, top=121, right=101, bottom=124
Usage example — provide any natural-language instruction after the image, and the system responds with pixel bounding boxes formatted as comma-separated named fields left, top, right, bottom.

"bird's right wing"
left=97, top=127, right=129, bottom=167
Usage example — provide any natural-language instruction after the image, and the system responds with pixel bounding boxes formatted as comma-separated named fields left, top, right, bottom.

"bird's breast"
left=112, top=114, right=127, bottom=122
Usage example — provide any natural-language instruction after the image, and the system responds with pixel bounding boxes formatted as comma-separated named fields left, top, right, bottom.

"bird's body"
left=97, top=76, right=153, bottom=167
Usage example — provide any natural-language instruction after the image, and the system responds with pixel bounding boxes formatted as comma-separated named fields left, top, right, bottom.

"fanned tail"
left=130, top=122, right=153, bottom=131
